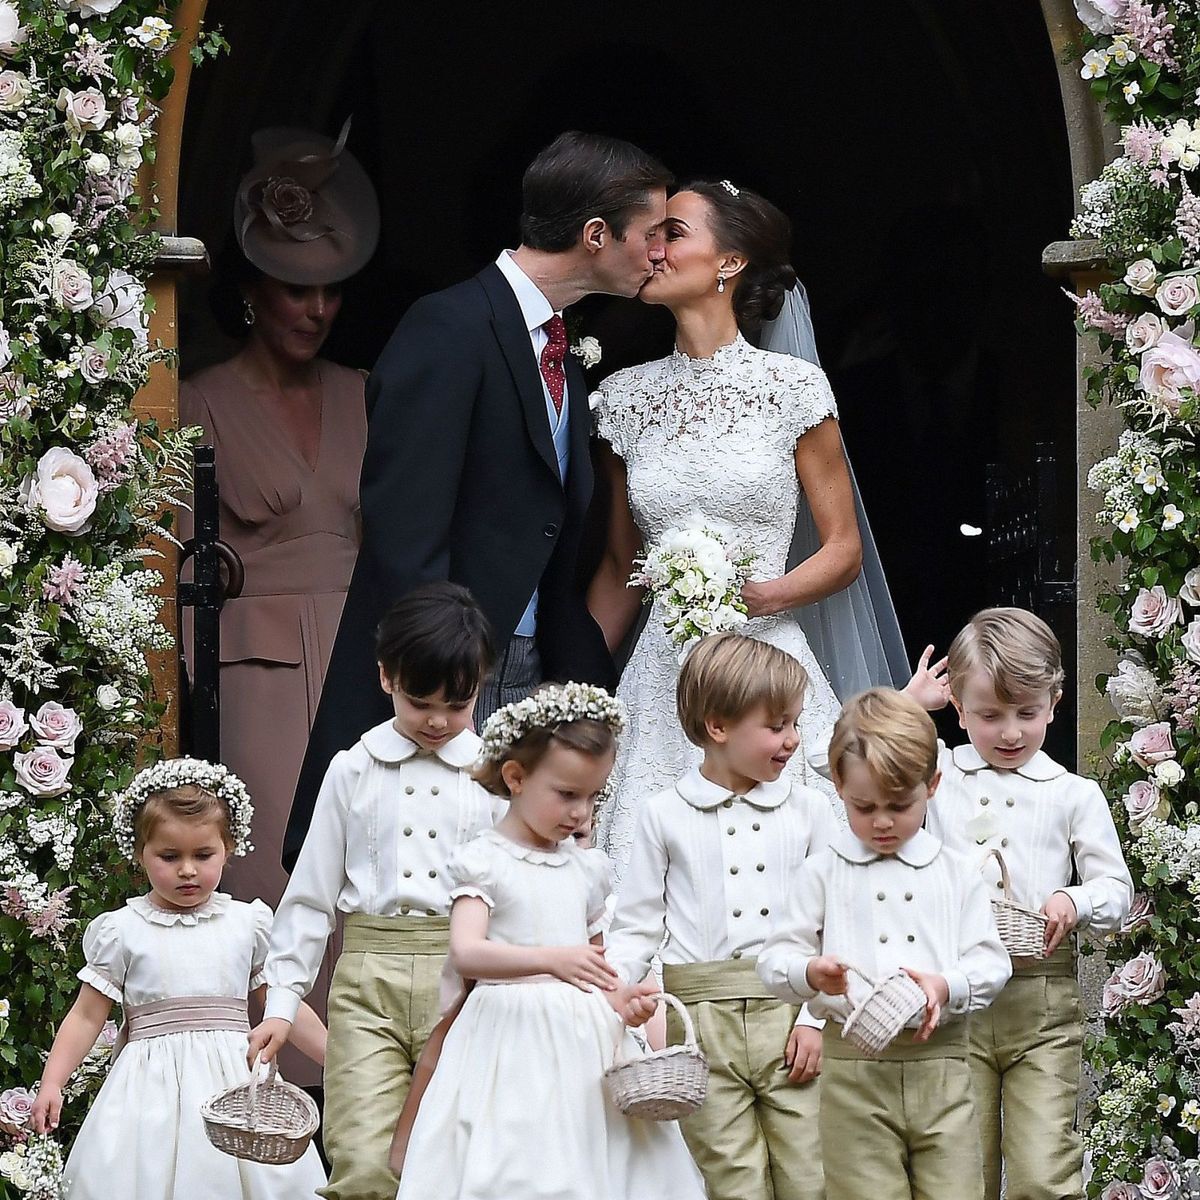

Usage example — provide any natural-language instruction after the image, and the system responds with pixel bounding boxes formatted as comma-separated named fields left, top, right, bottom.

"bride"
left=589, top=180, right=907, bottom=884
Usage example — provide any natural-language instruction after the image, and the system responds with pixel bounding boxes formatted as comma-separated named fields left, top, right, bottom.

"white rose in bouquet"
left=1180, top=566, right=1200, bottom=606
left=95, top=684, right=121, bottom=711
left=0, top=68, right=29, bottom=111
left=24, top=447, right=99, bottom=534
left=1125, top=258, right=1159, bottom=296
left=0, top=3, right=27, bottom=56
left=1154, top=759, right=1185, bottom=787
left=1105, top=656, right=1163, bottom=725
left=1126, top=312, right=1167, bottom=353
left=69, top=0, right=122, bottom=14
left=1074, top=0, right=1126, bottom=33
left=93, top=268, right=148, bottom=349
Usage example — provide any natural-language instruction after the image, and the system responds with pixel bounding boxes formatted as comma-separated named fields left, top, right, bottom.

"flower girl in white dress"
left=31, top=759, right=327, bottom=1200
left=394, top=684, right=706, bottom=1200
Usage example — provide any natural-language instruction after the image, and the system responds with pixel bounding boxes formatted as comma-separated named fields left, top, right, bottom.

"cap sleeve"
left=780, top=358, right=838, bottom=442
left=248, top=899, right=274, bottom=990
left=78, top=912, right=126, bottom=1003
left=580, top=848, right=614, bottom=937
left=448, top=836, right=500, bottom=909
left=591, top=380, right=635, bottom=462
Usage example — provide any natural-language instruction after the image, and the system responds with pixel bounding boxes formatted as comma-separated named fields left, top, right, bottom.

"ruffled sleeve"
left=778, top=357, right=838, bottom=442
left=78, top=912, right=126, bottom=1003
left=248, top=899, right=274, bottom=990
left=579, top=847, right=614, bottom=938
left=448, top=836, right=501, bottom=910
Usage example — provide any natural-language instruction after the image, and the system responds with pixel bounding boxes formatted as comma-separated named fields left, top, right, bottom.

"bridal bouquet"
left=629, top=520, right=755, bottom=651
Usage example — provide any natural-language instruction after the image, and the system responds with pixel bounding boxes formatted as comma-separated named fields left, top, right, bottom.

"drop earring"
left=243, top=299, right=256, bottom=327
left=716, top=274, right=726, bottom=294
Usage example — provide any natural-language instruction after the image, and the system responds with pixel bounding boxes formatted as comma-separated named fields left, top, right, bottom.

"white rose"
left=1074, top=0, right=1126, bottom=33
left=24, top=446, right=99, bottom=534
left=693, top=544, right=727, bottom=577
left=1161, top=136, right=1187, bottom=164
left=13, top=746, right=72, bottom=796
left=46, top=212, right=75, bottom=239
left=111, top=121, right=143, bottom=169
left=0, top=2, right=28, bottom=56
left=0, top=69, right=30, bottom=111
left=571, top=335, right=602, bottom=369
left=1125, top=258, right=1159, bottom=296
left=1128, top=585, right=1183, bottom=637
left=674, top=569, right=703, bottom=600
left=0, top=322, right=10, bottom=371
left=93, top=268, right=148, bottom=349
left=1182, top=616, right=1200, bottom=665
left=0, top=540, right=16, bottom=578
left=1154, top=759, right=1185, bottom=787
left=69, top=0, right=122, bottom=15
left=1157, top=272, right=1200, bottom=316
left=1180, top=566, right=1200, bottom=606
left=84, top=150, right=111, bottom=176
left=95, top=684, right=121, bottom=711
left=56, top=86, right=111, bottom=135
left=1126, top=312, right=1167, bottom=353
left=77, top=343, right=108, bottom=384
left=51, top=259, right=94, bottom=312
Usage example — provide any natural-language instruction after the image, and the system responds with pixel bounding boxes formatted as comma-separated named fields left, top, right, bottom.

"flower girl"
left=30, top=759, right=327, bottom=1199
left=394, top=684, right=706, bottom=1200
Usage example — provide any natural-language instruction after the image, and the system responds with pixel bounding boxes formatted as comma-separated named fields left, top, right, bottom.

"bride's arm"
left=742, top=417, right=863, bottom=618
left=587, top=443, right=646, bottom=651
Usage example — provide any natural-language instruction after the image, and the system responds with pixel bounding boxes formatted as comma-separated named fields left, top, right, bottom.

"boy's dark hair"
left=519, top=131, right=672, bottom=253
left=375, top=582, right=495, bottom=703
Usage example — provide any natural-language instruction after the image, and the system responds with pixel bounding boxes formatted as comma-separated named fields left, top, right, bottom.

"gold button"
left=403, top=869, right=412, bottom=878
left=752, top=822, right=761, bottom=831
left=727, top=826, right=736, bottom=835
left=879, top=934, right=888, bottom=944
left=730, top=866, right=739, bottom=875
left=405, top=786, right=414, bottom=795
left=404, top=826, right=413, bottom=836
left=980, top=796, right=990, bottom=806
left=876, top=892, right=886, bottom=901
left=760, top=907, right=769, bottom=917
left=428, top=870, right=438, bottom=879
left=732, top=908, right=742, bottom=918
left=431, top=786, right=440, bottom=796
left=401, top=904, right=411, bottom=914
left=722, top=799, right=733, bottom=809
left=905, top=892, right=913, bottom=901
left=756, top=863, right=766, bottom=872
left=732, top=949, right=743, bottom=959
left=1006, top=797, right=1015, bottom=808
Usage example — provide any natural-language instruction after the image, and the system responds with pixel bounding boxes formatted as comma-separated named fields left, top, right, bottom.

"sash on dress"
left=113, top=995, right=249, bottom=1060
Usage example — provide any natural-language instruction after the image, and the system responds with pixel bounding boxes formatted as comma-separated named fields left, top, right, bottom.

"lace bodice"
left=593, top=335, right=837, bottom=578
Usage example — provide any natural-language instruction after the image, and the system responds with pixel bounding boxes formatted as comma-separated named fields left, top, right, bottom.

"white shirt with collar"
left=263, top=721, right=499, bottom=1023
left=926, top=742, right=1132, bottom=936
left=605, top=767, right=836, bottom=989
left=757, top=827, right=1011, bottom=1026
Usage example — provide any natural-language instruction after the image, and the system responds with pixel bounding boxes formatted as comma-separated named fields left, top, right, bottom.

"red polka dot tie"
left=540, top=315, right=568, bottom=416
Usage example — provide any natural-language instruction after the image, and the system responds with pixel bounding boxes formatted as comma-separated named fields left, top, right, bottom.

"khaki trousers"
left=969, top=950, right=1084, bottom=1200
left=663, top=960, right=823, bottom=1200
left=819, top=1022, right=983, bottom=1200
left=319, top=914, right=448, bottom=1200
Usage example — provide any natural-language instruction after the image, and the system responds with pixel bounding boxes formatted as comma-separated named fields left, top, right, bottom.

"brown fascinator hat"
left=234, top=119, right=380, bottom=286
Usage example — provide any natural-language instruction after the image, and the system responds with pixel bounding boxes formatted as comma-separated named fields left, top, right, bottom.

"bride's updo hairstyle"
left=686, top=181, right=798, bottom=333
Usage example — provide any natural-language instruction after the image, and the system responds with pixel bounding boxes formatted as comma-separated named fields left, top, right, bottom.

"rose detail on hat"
left=261, top=176, right=314, bottom=227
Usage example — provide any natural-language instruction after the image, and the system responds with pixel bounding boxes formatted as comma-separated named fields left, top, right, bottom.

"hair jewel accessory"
left=719, top=180, right=740, bottom=197
left=112, top=757, right=255, bottom=862
left=479, top=682, right=627, bottom=762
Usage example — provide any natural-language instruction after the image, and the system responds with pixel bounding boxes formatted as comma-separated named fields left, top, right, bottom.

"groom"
left=285, top=131, right=671, bottom=864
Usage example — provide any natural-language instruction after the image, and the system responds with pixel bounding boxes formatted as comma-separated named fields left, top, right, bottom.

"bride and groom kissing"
left=287, top=129, right=902, bottom=876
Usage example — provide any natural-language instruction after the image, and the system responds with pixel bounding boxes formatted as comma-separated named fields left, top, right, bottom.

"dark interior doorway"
left=179, top=0, right=1077, bottom=761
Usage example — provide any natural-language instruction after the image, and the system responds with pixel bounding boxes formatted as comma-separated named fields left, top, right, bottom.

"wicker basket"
left=201, top=1056, right=319, bottom=1165
left=984, top=848, right=1047, bottom=959
left=840, top=965, right=928, bottom=1056
left=603, top=992, right=708, bottom=1121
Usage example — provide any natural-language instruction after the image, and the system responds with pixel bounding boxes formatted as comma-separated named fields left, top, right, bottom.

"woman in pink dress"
left=181, top=124, right=379, bottom=1085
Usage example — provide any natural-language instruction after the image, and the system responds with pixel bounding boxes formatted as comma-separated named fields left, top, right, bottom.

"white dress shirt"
left=606, top=769, right=835, bottom=1017
left=926, top=743, right=1132, bottom=935
left=264, top=721, right=498, bottom=1022
left=757, top=827, right=1011, bottom=1026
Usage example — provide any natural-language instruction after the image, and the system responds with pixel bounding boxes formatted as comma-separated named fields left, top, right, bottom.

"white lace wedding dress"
left=593, top=334, right=843, bottom=887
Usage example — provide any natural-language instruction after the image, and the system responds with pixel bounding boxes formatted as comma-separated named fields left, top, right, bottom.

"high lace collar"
left=669, top=333, right=749, bottom=373
left=480, top=827, right=571, bottom=867
left=127, top=891, right=232, bottom=927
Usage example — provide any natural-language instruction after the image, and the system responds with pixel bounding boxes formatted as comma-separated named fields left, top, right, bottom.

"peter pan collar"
left=950, top=743, right=1066, bottom=782
left=360, top=721, right=482, bottom=769
left=127, top=891, right=231, bottom=927
left=480, top=827, right=571, bottom=866
left=674, top=767, right=790, bottom=811
left=831, top=827, right=942, bottom=867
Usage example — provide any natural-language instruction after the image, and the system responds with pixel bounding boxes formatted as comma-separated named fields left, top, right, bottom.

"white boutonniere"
left=570, top=335, right=602, bottom=369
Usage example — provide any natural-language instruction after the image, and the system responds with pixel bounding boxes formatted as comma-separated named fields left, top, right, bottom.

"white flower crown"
left=479, top=682, right=627, bottom=763
left=112, top=757, right=254, bottom=862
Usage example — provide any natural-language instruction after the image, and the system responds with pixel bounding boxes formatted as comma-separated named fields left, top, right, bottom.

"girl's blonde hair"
left=133, top=785, right=235, bottom=856
left=947, top=607, right=1065, bottom=703
left=676, top=633, right=808, bottom=747
left=828, top=688, right=938, bottom=797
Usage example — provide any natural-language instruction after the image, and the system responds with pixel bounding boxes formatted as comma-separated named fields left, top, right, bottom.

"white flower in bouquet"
left=93, top=267, right=148, bottom=348
left=45, top=212, right=74, bottom=240
left=570, top=335, right=602, bottom=369
left=23, top=447, right=99, bottom=534
left=84, top=149, right=110, bottom=176
left=1126, top=312, right=1167, bottom=353
left=1125, top=258, right=1159, bottom=296
left=1180, top=566, right=1200, bottom=606
left=110, top=121, right=143, bottom=170
left=0, top=68, right=30, bottom=112
left=1158, top=272, right=1200, bottom=317
left=95, top=684, right=120, bottom=711
left=124, top=16, right=173, bottom=51
left=1153, top=759, right=1185, bottom=788
left=56, top=85, right=110, bottom=136
left=0, top=540, right=17, bottom=579
left=1105, top=656, right=1164, bottom=725
left=0, top=2, right=28, bottom=56
left=1074, top=0, right=1126, bottom=34
left=69, top=0, right=122, bottom=15
left=0, top=130, right=40, bottom=210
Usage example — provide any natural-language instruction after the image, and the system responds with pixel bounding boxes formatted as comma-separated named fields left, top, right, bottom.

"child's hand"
left=544, top=944, right=619, bottom=992
left=783, top=1024, right=822, bottom=1084
left=902, top=968, right=950, bottom=1042
left=805, top=956, right=849, bottom=996
left=1041, top=891, right=1079, bottom=955
left=30, top=1083, right=62, bottom=1134
left=607, top=980, right=659, bottom=1026
left=247, top=1017, right=292, bottom=1069
left=902, top=645, right=951, bottom=712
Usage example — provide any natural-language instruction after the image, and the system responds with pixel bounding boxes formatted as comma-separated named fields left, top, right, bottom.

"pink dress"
left=180, top=358, right=366, bottom=1084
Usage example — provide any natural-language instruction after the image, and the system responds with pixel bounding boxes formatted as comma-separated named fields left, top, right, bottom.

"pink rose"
left=1182, top=616, right=1200, bottom=666
left=1129, top=722, right=1176, bottom=768
left=13, top=745, right=72, bottom=797
left=1121, top=892, right=1154, bottom=935
left=1157, top=272, right=1200, bottom=317
left=1142, top=1158, right=1181, bottom=1200
left=1126, top=312, right=1167, bottom=353
left=0, top=1087, right=34, bottom=1134
left=0, top=69, right=28, bottom=112
left=260, top=176, right=314, bottom=226
left=56, top=86, right=110, bottom=135
left=96, top=1020, right=118, bottom=1049
left=1103, top=952, right=1167, bottom=1016
left=1129, top=586, right=1182, bottom=638
left=24, top=447, right=99, bottom=534
left=50, top=259, right=94, bottom=313
left=1101, top=1183, right=1143, bottom=1200
left=1123, top=779, right=1169, bottom=830
left=1139, top=326, right=1200, bottom=413
left=0, top=700, right=28, bottom=750
left=78, top=344, right=109, bottom=384
left=29, top=702, right=81, bottom=752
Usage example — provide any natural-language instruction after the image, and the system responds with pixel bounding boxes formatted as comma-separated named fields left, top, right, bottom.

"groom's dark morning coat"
left=284, top=263, right=617, bottom=866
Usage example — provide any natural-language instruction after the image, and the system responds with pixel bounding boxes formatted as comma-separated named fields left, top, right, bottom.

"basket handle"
left=609, top=990, right=699, bottom=1062
left=246, top=1053, right=278, bottom=1130
left=842, top=962, right=876, bottom=989
left=979, top=847, right=1014, bottom=901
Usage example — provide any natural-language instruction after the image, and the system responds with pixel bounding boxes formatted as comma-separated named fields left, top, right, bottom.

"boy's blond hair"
left=676, top=633, right=808, bottom=748
left=828, top=688, right=938, bottom=796
left=947, top=607, right=1065, bottom=704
